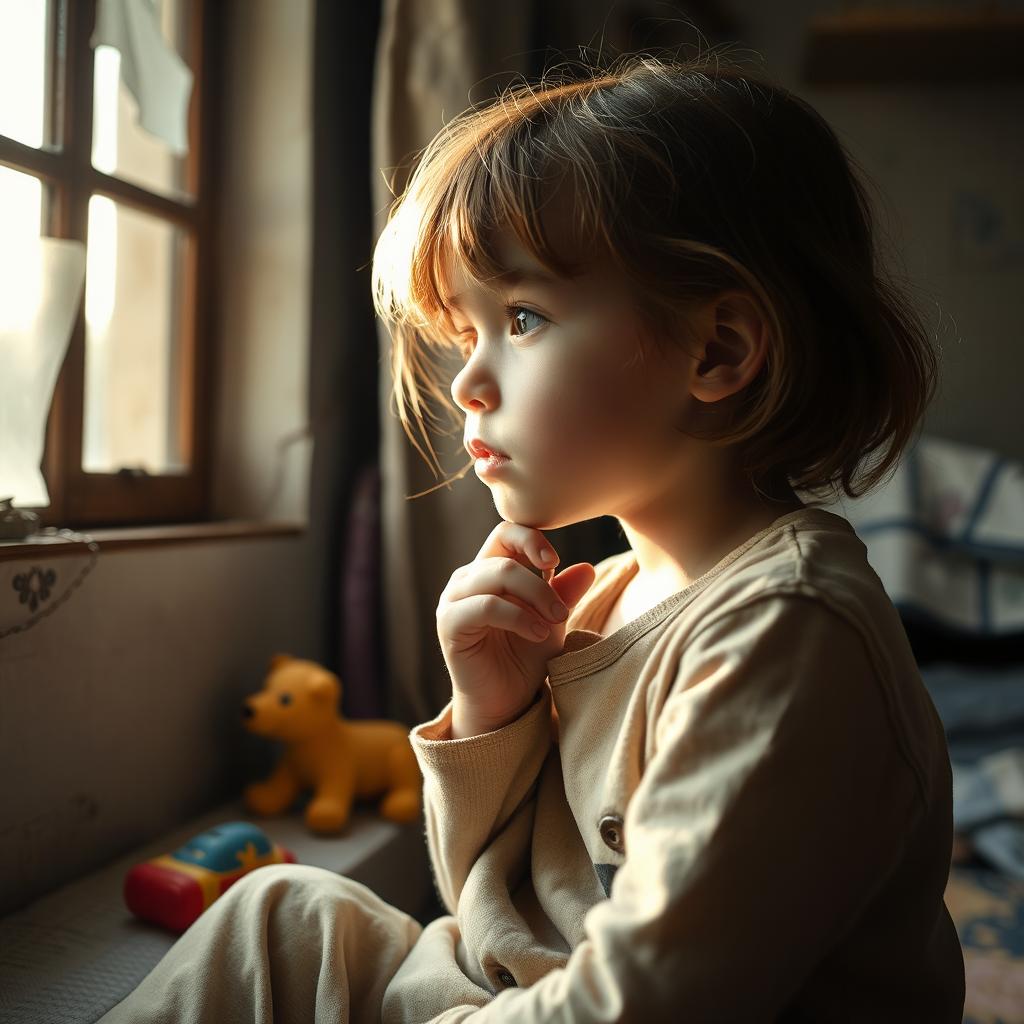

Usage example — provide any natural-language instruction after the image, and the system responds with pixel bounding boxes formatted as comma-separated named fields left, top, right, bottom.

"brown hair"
left=371, top=49, right=940, bottom=504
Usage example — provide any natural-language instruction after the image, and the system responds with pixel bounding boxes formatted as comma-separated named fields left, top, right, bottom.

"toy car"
left=124, top=820, right=297, bottom=932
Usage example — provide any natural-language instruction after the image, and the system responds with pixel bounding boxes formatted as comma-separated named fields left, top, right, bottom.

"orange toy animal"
left=242, top=654, right=422, bottom=834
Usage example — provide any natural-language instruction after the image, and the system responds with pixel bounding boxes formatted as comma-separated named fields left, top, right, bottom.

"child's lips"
left=467, top=438, right=510, bottom=460
left=473, top=453, right=513, bottom=478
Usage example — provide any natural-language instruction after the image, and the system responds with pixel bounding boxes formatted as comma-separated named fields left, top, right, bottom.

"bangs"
left=372, top=78, right=619, bottom=350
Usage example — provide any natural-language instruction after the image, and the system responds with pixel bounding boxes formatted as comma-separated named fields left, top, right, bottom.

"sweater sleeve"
left=409, top=682, right=555, bottom=916
left=431, top=596, right=926, bottom=1022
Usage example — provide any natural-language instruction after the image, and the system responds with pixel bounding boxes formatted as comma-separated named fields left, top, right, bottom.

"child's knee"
left=223, top=862, right=342, bottom=905
left=226, top=863, right=406, bottom=921
left=210, top=862, right=329, bottom=915
left=250, top=862, right=338, bottom=886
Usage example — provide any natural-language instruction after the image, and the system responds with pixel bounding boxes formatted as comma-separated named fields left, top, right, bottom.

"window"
left=0, top=0, right=217, bottom=527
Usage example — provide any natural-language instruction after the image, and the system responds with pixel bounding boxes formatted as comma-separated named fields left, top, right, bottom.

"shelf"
left=0, top=518, right=305, bottom=562
left=801, top=9, right=1024, bottom=84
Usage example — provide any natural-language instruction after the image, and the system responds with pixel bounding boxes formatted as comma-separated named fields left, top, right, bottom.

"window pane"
left=0, top=168, right=75, bottom=511
left=0, top=0, right=54, bottom=148
left=84, top=198, right=190, bottom=475
left=91, top=0, right=195, bottom=200
left=0, top=166, right=44, bottom=253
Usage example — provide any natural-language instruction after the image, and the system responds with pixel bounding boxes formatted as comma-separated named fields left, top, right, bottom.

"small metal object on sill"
left=0, top=497, right=41, bottom=540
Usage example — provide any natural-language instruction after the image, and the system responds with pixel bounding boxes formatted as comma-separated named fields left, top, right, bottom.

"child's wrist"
left=450, top=705, right=514, bottom=740
left=450, top=692, right=538, bottom=739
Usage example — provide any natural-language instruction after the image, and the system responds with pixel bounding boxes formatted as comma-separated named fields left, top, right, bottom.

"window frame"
left=0, top=0, right=218, bottom=527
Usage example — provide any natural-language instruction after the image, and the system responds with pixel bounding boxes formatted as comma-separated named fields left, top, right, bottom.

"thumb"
left=550, top=562, right=597, bottom=611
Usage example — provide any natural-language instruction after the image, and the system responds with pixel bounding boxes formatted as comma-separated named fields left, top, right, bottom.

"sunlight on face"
left=446, top=229, right=698, bottom=531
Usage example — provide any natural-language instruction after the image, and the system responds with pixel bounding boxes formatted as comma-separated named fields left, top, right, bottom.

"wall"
left=731, top=0, right=1024, bottom=463
left=0, top=537, right=319, bottom=916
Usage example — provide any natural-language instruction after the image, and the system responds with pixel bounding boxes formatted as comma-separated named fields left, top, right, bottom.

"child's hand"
left=436, top=521, right=596, bottom=736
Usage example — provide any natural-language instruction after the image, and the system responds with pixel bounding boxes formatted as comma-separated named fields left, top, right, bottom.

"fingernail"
left=549, top=601, right=568, bottom=621
left=539, top=547, right=555, bottom=564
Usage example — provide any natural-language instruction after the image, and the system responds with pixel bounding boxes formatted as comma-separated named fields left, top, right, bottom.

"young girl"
left=100, top=51, right=965, bottom=1022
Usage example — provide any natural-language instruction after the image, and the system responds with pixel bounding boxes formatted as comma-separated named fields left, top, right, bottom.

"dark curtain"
left=309, top=0, right=387, bottom=718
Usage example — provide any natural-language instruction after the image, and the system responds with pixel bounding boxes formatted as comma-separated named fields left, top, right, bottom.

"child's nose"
left=451, top=369, right=497, bottom=414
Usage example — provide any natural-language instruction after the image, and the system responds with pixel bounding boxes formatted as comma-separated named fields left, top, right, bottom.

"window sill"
left=0, top=520, right=306, bottom=562
left=0, top=797, right=432, bottom=1022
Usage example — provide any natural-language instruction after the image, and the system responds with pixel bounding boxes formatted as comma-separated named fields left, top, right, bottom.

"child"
left=99, top=51, right=965, bottom=1022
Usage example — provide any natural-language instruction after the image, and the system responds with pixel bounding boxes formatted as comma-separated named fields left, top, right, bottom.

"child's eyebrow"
left=442, top=267, right=561, bottom=311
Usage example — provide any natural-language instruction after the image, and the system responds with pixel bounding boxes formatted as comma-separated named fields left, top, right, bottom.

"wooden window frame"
left=0, top=0, right=218, bottom=528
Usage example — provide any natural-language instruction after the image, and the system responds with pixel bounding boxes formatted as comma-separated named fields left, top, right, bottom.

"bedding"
left=827, top=432, right=1024, bottom=1023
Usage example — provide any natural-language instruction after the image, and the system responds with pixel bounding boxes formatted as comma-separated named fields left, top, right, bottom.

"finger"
left=476, top=520, right=560, bottom=577
left=448, top=557, right=569, bottom=625
left=441, top=592, right=552, bottom=645
left=548, top=562, right=597, bottom=611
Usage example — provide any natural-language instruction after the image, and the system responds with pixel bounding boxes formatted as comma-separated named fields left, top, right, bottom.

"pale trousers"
left=96, top=863, right=430, bottom=1023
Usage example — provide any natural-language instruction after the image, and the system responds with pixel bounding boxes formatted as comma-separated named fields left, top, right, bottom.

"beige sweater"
left=385, top=507, right=965, bottom=1022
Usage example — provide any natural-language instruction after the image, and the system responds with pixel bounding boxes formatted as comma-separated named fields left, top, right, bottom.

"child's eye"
left=452, top=303, right=548, bottom=360
left=504, top=303, right=547, bottom=337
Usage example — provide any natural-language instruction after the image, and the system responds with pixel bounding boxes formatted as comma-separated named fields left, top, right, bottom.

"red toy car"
left=125, top=820, right=296, bottom=932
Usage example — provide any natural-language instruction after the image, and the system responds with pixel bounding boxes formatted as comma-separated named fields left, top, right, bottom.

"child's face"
left=446, top=228, right=701, bottom=532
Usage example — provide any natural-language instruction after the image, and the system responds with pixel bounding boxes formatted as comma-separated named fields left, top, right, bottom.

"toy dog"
left=242, top=654, right=422, bottom=834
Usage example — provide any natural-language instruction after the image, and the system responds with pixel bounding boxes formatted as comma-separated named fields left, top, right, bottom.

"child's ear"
left=690, top=292, right=768, bottom=401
